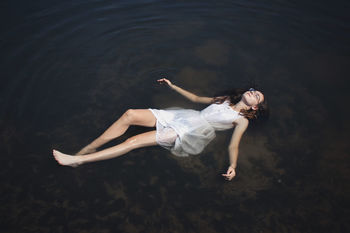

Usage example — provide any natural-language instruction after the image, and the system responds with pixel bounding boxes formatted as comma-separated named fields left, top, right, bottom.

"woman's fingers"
left=157, top=78, right=166, bottom=83
left=222, top=169, right=236, bottom=181
left=222, top=169, right=232, bottom=176
left=222, top=174, right=233, bottom=181
left=221, top=173, right=231, bottom=178
left=223, top=166, right=236, bottom=180
left=157, top=78, right=171, bottom=86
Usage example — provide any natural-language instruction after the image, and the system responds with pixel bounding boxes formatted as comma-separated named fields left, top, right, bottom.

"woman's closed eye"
left=249, top=88, right=260, bottom=103
left=255, top=93, right=260, bottom=102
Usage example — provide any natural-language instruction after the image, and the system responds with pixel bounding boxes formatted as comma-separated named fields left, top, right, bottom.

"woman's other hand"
left=157, top=78, right=172, bottom=86
left=222, top=166, right=236, bottom=181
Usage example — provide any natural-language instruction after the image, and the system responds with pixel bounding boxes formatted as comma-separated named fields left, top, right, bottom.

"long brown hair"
left=213, top=87, right=269, bottom=122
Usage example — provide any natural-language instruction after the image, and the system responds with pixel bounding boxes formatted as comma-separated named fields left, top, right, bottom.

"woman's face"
left=242, top=89, right=264, bottom=109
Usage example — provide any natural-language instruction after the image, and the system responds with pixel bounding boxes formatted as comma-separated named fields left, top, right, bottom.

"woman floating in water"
left=53, top=78, right=268, bottom=181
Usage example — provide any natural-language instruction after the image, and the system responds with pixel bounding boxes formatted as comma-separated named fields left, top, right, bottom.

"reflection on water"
left=1, top=0, right=349, bottom=232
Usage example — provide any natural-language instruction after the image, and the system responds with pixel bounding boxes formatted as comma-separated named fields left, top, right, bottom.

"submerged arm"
left=222, top=117, right=249, bottom=181
left=157, top=78, right=214, bottom=104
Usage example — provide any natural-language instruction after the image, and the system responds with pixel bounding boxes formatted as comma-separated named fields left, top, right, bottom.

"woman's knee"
left=123, top=109, right=156, bottom=127
left=124, top=131, right=157, bottom=149
left=123, top=109, right=137, bottom=123
left=124, top=135, right=142, bottom=149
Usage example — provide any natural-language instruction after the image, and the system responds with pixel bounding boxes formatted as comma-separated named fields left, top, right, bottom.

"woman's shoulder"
left=234, top=115, right=249, bottom=127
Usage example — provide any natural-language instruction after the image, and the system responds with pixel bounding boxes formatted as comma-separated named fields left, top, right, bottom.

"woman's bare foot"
left=76, top=145, right=97, bottom=155
left=53, top=149, right=83, bottom=167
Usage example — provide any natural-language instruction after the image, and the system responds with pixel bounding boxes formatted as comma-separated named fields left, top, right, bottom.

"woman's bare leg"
left=76, top=109, right=156, bottom=155
left=54, top=130, right=157, bottom=167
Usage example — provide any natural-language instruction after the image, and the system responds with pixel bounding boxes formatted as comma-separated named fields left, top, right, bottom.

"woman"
left=53, top=78, right=267, bottom=181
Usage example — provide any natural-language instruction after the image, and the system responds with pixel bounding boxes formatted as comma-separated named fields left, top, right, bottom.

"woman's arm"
left=157, top=78, right=214, bottom=104
left=222, top=117, right=249, bottom=181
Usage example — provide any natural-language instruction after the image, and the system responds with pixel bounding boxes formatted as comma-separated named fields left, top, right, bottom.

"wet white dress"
left=149, top=100, right=244, bottom=157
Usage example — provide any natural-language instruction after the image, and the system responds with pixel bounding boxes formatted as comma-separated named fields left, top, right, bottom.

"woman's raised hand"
left=222, top=166, right=236, bottom=181
left=157, top=78, right=172, bottom=86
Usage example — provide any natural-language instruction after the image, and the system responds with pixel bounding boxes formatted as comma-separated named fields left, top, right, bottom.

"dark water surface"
left=1, top=0, right=350, bottom=232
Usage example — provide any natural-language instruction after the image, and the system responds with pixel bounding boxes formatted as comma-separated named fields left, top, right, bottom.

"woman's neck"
left=231, top=100, right=250, bottom=112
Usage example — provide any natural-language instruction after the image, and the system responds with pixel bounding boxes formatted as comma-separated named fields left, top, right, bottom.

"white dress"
left=149, top=100, right=244, bottom=157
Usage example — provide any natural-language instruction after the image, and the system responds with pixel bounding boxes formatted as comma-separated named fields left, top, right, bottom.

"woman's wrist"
left=229, top=164, right=236, bottom=169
